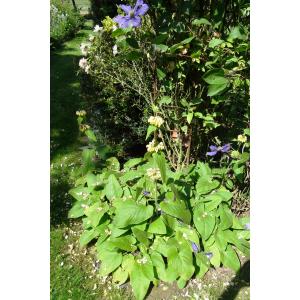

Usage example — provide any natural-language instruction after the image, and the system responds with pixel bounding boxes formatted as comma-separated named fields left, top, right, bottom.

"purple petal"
left=191, top=242, right=199, bottom=253
left=114, top=15, right=131, bottom=28
left=119, top=4, right=132, bottom=14
left=244, top=223, right=250, bottom=230
left=135, top=3, right=149, bottom=16
left=209, top=145, right=218, bottom=151
left=206, top=150, right=218, bottom=156
left=221, top=143, right=230, bottom=153
left=128, top=16, right=141, bottom=27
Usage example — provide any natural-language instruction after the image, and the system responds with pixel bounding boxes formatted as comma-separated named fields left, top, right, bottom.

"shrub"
left=50, top=0, right=84, bottom=48
left=89, top=0, right=118, bottom=22
left=68, top=111, right=250, bottom=300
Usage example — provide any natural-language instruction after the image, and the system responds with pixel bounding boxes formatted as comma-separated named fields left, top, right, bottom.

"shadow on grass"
left=219, top=260, right=250, bottom=299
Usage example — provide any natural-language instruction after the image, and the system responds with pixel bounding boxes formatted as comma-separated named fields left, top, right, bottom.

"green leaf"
left=153, top=34, right=168, bottom=44
left=85, top=129, right=97, bottom=142
left=69, top=186, right=90, bottom=202
left=99, top=250, right=123, bottom=276
left=166, top=244, right=194, bottom=283
left=148, top=216, right=167, bottom=234
left=106, top=157, right=120, bottom=171
left=196, top=176, right=219, bottom=195
left=192, top=18, right=211, bottom=26
left=219, top=204, right=233, bottom=230
left=202, top=69, right=228, bottom=85
left=159, top=96, right=172, bottom=105
left=126, top=50, right=142, bottom=60
left=193, top=206, right=216, bottom=240
left=109, top=235, right=137, bottom=252
left=195, top=253, right=210, bottom=279
left=130, top=260, right=154, bottom=300
left=157, top=68, right=166, bottom=80
left=111, top=27, right=131, bottom=37
left=228, top=26, right=247, bottom=41
left=79, top=222, right=108, bottom=246
left=104, top=174, right=123, bottom=201
left=209, top=38, right=224, bottom=48
left=132, top=228, right=149, bottom=246
left=68, top=202, right=85, bottom=218
left=221, top=245, right=240, bottom=272
left=187, top=112, right=193, bottom=124
left=146, top=125, right=157, bottom=140
left=207, top=83, right=228, bottom=96
left=150, top=251, right=168, bottom=281
left=153, top=153, right=167, bottom=185
left=82, top=149, right=95, bottom=173
left=124, top=157, right=143, bottom=170
left=153, top=44, right=169, bottom=52
left=113, top=266, right=128, bottom=285
left=85, top=203, right=108, bottom=227
left=113, top=200, right=153, bottom=228
left=160, top=199, right=191, bottom=224
left=208, top=243, right=221, bottom=268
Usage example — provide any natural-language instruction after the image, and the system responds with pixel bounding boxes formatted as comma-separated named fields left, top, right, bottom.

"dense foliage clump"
left=50, top=0, right=84, bottom=48
left=69, top=1, right=250, bottom=299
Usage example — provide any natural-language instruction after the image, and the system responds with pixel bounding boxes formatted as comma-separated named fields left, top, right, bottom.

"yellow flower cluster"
left=148, top=116, right=164, bottom=127
left=79, top=124, right=90, bottom=132
left=146, top=168, right=161, bottom=181
left=76, top=110, right=87, bottom=117
left=237, top=134, right=247, bottom=143
left=231, top=150, right=240, bottom=159
left=146, top=140, right=164, bottom=153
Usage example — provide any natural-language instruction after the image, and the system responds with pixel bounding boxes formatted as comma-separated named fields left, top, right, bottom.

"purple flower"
left=143, top=191, right=150, bottom=196
left=191, top=242, right=199, bottom=253
left=206, top=144, right=230, bottom=156
left=204, top=252, right=213, bottom=260
left=244, top=223, right=250, bottom=230
left=114, top=0, right=149, bottom=28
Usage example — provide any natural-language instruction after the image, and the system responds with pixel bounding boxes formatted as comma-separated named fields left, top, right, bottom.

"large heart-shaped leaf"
left=113, top=200, right=153, bottom=228
left=193, top=206, right=216, bottom=240
left=104, top=174, right=123, bottom=201
left=160, top=199, right=191, bottom=224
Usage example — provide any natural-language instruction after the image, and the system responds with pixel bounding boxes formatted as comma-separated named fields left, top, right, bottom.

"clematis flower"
left=114, top=0, right=149, bottom=28
left=206, top=144, right=230, bottom=156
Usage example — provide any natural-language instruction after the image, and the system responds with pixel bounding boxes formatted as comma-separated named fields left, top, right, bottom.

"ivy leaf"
left=104, top=174, right=123, bottom=201
left=113, top=200, right=153, bottom=228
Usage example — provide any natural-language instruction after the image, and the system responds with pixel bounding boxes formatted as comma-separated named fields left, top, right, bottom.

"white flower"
left=146, top=168, right=161, bottom=181
left=112, top=44, right=118, bottom=56
left=146, top=140, right=164, bottom=153
left=80, top=43, right=90, bottom=56
left=89, top=35, right=95, bottom=42
left=79, top=58, right=90, bottom=74
left=93, top=25, right=103, bottom=32
left=148, top=116, right=164, bottom=127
